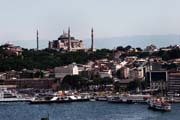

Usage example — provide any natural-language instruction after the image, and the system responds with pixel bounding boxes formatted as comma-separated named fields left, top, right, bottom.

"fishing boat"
left=147, top=98, right=171, bottom=111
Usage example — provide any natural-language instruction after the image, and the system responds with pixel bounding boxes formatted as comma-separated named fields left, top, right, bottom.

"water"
left=3, top=34, right=180, bottom=50
left=0, top=102, right=179, bottom=120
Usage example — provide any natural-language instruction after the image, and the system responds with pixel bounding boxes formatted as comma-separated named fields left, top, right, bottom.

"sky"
left=0, top=0, right=180, bottom=48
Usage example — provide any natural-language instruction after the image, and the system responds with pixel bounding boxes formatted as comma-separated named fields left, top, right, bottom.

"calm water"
left=0, top=102, right=180, bottom=120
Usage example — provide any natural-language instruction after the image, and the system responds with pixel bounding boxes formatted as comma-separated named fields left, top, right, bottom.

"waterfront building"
left=168, top=72, right=180, bottom=97
left=54, top=63, right=79, bottom=79
left=146, top=71, right=168, bottom=94
left=2, top=78, right=55, bottom=89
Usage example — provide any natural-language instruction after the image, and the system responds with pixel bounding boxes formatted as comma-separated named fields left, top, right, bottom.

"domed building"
left=48, top=28, right=84, bottom=51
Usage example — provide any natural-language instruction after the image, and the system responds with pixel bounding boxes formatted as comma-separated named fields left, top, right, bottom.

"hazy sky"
left=0, top=0, right=180, bottom=43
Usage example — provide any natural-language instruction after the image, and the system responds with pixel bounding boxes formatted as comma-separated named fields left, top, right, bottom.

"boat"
left=68, top=95, right=89, bottom=102
left=95, top=95, right=108, bottom=101
left=0, top=89, right=31, bottom=102
left=30, top=96, right=72, bottom=104
left=147, top=98, right=171, bottom=111
left=108, top=94, right=151, bottom=103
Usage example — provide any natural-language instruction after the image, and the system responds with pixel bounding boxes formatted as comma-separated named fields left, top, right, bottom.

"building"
left=168, top=72, right=180, bottom=97
left=2, top=78, right=55, bottom=89
left=99, top=70, right=112, bottom=78
left=124, top=56, right=137, bottom=63
left=119, top=67, right=129, bottom=79
left=146, top=71, right=168, bottom=94
left=49, top=28, right=84, bottom=51
left=54, top=63, right=79, bottom=79
left=129, top=67, right=144, bottom=80
left=144, top=44, right=157, bottom=53
left=3, top=43, right=22, bottom=55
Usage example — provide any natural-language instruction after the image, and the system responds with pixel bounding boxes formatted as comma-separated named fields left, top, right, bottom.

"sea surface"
left=0, top=102, right=180, bottom=120
left=3, top=34, right=180, bottom=49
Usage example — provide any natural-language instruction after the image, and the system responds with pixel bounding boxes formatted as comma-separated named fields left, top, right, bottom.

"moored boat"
left=95, top=95, right=108, bottom=101
left=147, top=98, right=171, bottom=111
left=0, top=89, right=31, bottom=102
left=108, top=94, right=151, bottom=103
left=30, top=96, right=72, bottom=104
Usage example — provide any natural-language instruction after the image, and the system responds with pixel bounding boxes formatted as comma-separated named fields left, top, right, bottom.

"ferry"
left=147, top=98, right=171, bottom=111
left=68, top=95, right=89, bottom=102
left=0, top=89, right=30, bottom=102
left=30, top=96, right=72, bottom=104
left=108, top=94, right=151, bottom=103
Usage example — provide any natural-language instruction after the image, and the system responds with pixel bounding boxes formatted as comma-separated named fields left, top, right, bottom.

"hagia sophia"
left=48, top=28, right=95, bottom=52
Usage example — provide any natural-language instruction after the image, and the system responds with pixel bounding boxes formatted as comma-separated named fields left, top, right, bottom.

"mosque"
left=48, top=28, right=95, bottom=52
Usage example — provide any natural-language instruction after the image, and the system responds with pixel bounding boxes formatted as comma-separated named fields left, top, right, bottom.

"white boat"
left=0, top=89, right=30, bottom=102
left=147, top=98, right=171, bottom=111
left=68, top=95, right=89, bottom=102
left=30, top=96, right=72, bottom=104
left=108, top=94, right=151, bottom=103
left=96, top=96, right=108, bottom=101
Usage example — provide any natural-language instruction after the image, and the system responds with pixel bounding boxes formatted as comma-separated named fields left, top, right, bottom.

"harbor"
left=0, top=87, right=174, bottom=112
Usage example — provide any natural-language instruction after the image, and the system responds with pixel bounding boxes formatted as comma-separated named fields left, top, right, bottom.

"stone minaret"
left=37, top=30, right=39, bottom=50
left=68, top=27, right=71, bottom=51
left=91, top=28, right=94, bottom=51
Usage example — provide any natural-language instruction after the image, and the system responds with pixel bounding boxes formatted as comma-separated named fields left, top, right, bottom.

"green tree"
left=61, top=75, right=87, bottom=90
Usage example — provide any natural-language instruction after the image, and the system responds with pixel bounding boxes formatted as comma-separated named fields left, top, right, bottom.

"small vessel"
left=30, top=96, right=72, bottom=104
left=68, top=95, right=89, bottom=102
left=95, top=95, right=108, bottom=101
left=108, top=94, right=151, bottom=103
left=0, top=89, right=30, bottom=102
left=147, top=98, right=171, bottom=111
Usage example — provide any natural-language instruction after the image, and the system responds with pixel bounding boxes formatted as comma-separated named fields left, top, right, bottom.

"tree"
left=61, top=75, right=87, bottom=90
left=127, top=80, right=141, bottom=91
left=136, top=47, right=143, bottom=52
left=92, top=74, right=101, bottom=85
left=125, top=45, right=132, bottom=51
left=101, top=77, right=113, bottom=85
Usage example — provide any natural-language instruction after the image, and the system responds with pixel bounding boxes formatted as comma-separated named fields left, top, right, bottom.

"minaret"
left=91, top=28, right=94, bottom=51
left=68, top=27, right=71, bottom=51
left=37, top=30, right=39, bottom=50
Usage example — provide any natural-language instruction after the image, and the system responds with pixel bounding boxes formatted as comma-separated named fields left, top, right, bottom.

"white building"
left=129, top=67, right=144, bottom=80
left=99, top=70, right=112, bottom=78
left=54, top=63, right=79, bottom=79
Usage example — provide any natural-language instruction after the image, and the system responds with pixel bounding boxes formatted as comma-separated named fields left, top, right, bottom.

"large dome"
left=58, top=32, right=68, bottom=40
left=58, top=31, right=75, bottom=40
